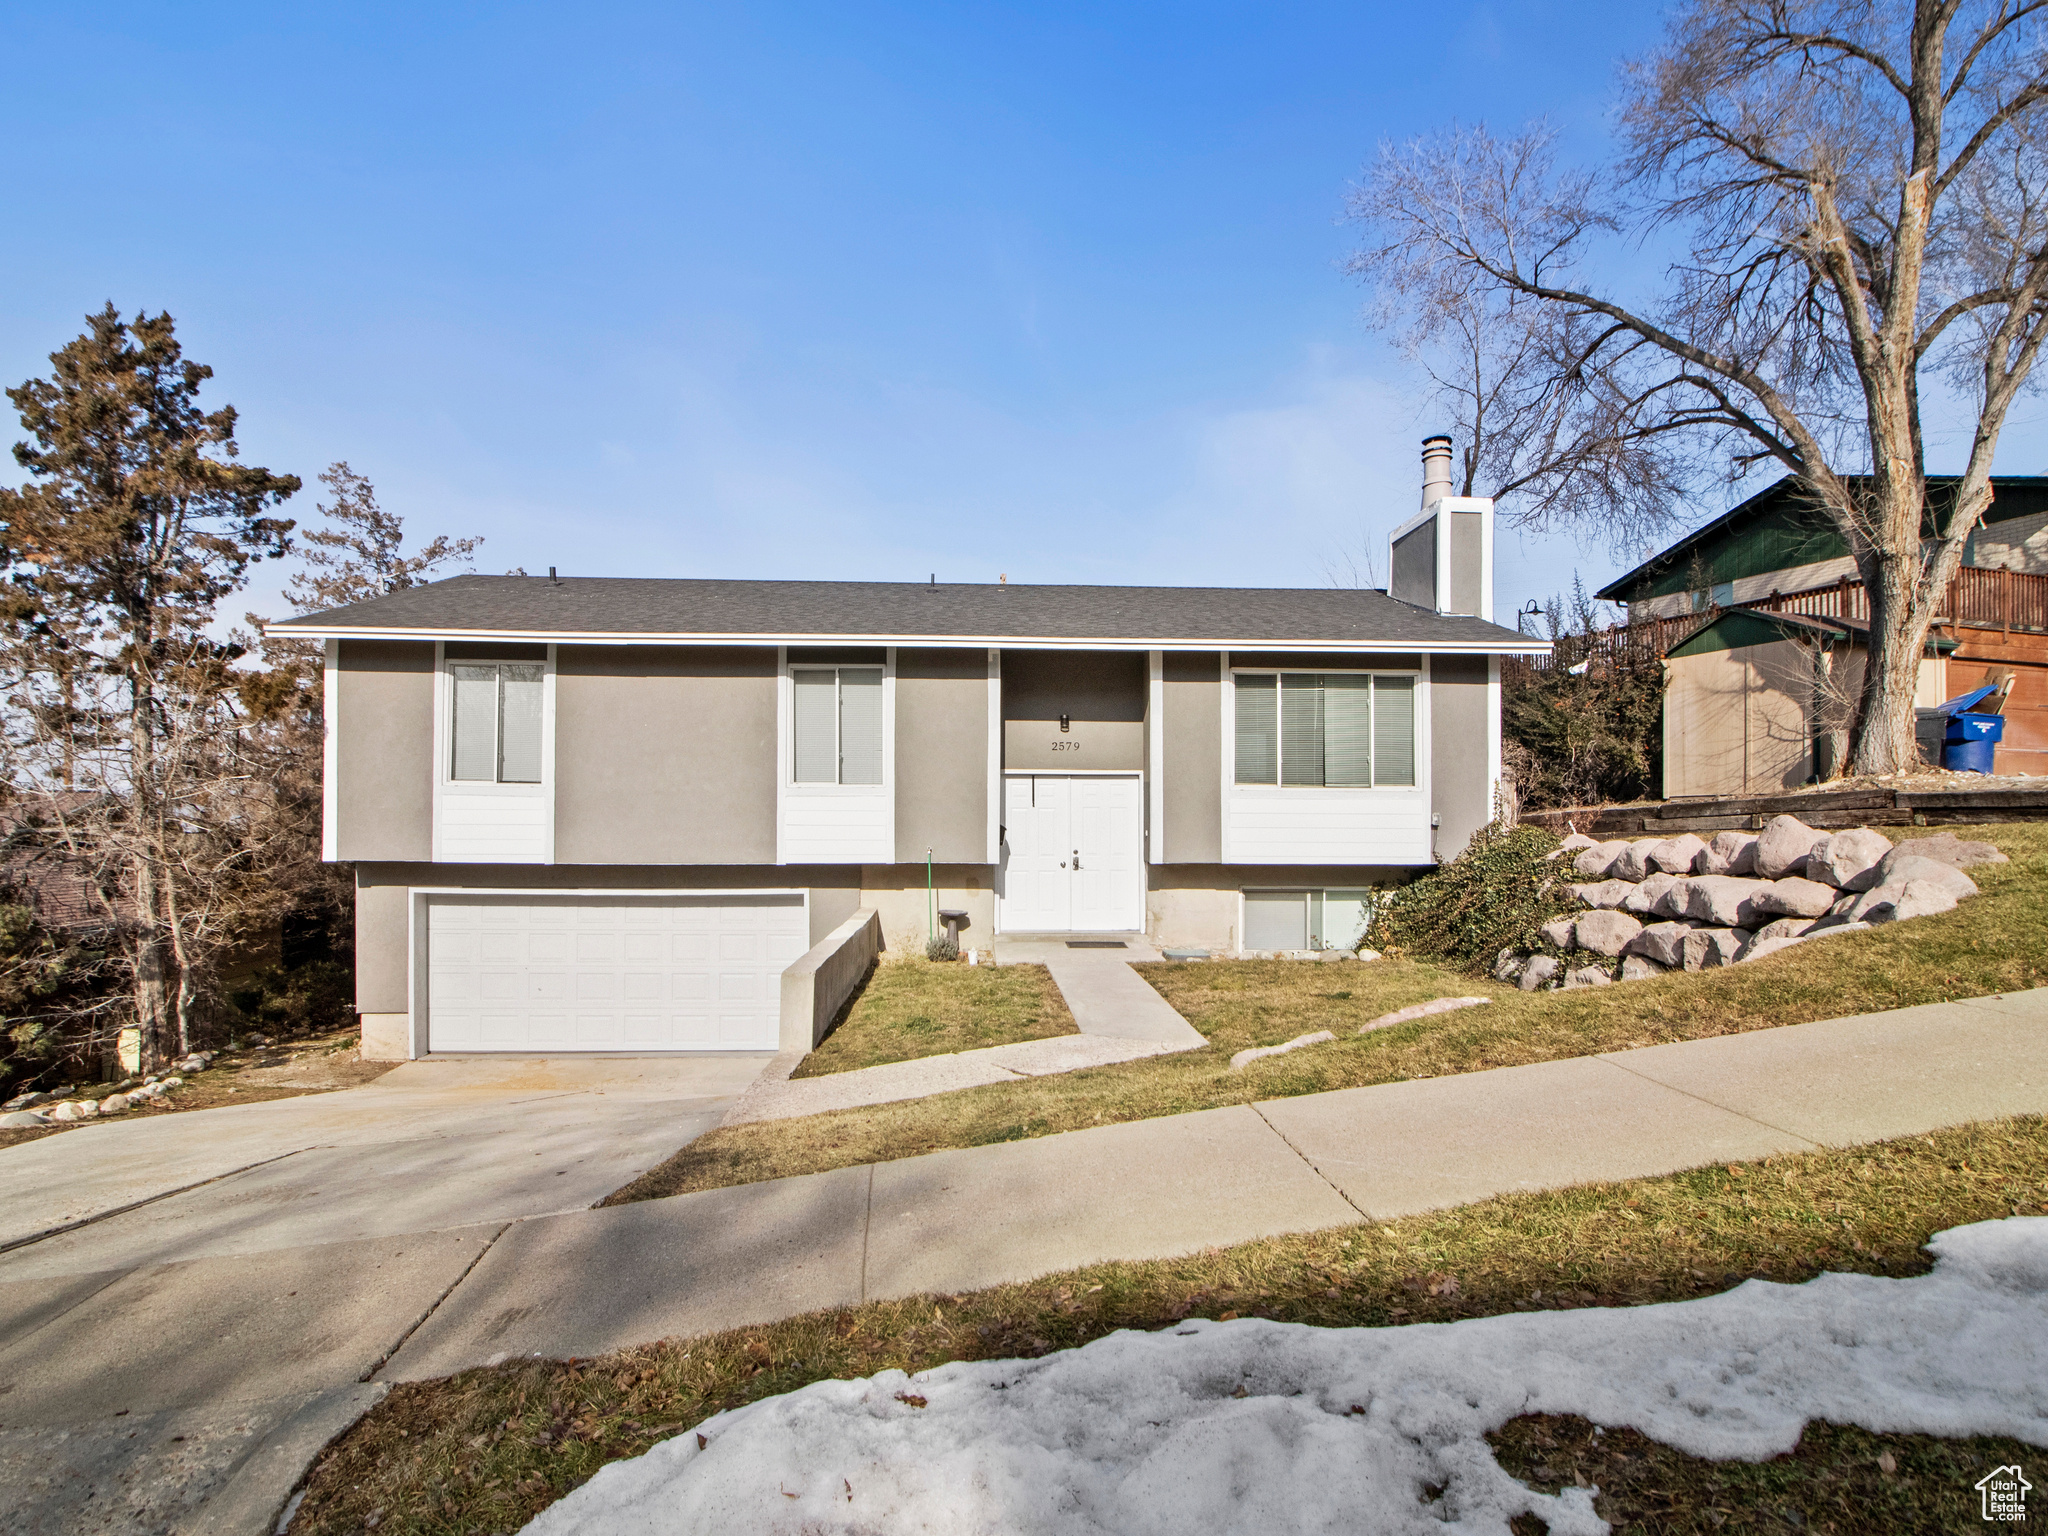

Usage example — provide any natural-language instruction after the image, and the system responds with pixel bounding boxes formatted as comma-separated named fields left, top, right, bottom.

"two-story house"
left=274, top=445, right=1542, bottom=1060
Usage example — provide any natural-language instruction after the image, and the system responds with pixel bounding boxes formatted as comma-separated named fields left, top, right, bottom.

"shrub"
left=1366, top=822, right=1574, bottom=973
left=225, top=959, right=356, bottom=1041
left=925, top=934, right=960, bottom=963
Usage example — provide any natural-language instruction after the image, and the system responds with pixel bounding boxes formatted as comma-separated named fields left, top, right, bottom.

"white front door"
left=998, top=774, right=1145, bottom=932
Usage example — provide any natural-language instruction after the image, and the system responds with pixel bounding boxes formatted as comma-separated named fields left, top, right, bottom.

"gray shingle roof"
left=268, top=575, right=1544, bottom=650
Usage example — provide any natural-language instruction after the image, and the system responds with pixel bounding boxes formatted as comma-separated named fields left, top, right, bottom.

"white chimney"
left=1388, top=435, right=1494, bottom=620
left=1420, top=433, right=1454, bottom=508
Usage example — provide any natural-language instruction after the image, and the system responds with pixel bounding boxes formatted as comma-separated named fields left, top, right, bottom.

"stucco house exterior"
left=1600, top=474, right=2048, bottom=789
left=273, top=460, right=1541, bottom=1061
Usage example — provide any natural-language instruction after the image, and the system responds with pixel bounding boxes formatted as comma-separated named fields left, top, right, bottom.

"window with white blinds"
left=1233, top=672, right=1416, bottom=787
left=450, top=663, right=545, bottom=783
left=792, top=667, right=885, bottom=785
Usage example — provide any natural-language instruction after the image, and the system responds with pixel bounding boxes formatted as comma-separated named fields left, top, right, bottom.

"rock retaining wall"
left=1493, top=819, right=2007, bottom=991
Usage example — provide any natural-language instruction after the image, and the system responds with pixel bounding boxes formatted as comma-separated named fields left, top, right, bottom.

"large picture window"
left=1233, top=672, right=1415, bottom=787
left=792, top=667, right=884, bottom=785
left=450, top=662, right=544, bottom=783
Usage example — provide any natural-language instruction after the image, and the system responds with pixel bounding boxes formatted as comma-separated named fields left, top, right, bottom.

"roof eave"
left=266, top=622, right=1554, bottom=655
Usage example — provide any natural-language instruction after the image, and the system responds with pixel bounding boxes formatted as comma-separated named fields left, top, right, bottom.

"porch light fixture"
left=1060, top=713, right=1070, bottom=733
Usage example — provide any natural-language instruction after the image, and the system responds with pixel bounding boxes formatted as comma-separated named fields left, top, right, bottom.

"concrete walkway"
left=722, top=937, right=1207, bottom=1125
left=5, top=990, right=2046, bottom=1534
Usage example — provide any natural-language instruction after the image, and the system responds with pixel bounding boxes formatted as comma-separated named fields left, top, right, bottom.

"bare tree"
left=1348, top=2, right=2048, bottom=773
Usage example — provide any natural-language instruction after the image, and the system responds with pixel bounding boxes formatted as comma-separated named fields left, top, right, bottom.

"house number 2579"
left=1050, top=740, right=1082, bottom=752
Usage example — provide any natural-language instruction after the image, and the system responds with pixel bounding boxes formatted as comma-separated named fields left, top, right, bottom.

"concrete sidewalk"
left=722, top=940, right=1207, bottom=1125
left=380, top=986, right=2048, bottom=1380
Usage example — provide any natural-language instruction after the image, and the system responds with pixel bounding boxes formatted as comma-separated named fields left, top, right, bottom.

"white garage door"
left=424, top=894, right=808, bottom=1053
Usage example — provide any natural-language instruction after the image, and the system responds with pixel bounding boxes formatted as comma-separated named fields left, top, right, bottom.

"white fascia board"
left=268, top=625, right=1552, bottom=655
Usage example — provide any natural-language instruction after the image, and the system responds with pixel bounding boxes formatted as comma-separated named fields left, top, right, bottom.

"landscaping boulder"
left=1751, top=916, right=1818, bottom=943
left=1803, top=827, right=1892, bottom=889
left=1538, top=917, right=1578, bottom=949
left=1854, top=854, right=1979, bottom=908
left=0, top=1110, right=50, bottom=1128
left=1854, top=844, right=1994, bottom=897
left=1610, top=838, right=1665, bottom=881
left=1695, top=831, right=1760, bottom=876
left=1736, top=934, right=1804, bottom=965
left=1750, top=877, right=1839, bottom=919
left=2, top=1091, right=51, bottom=1111
left=98, top=1093, right=131, bottom=1113
left=1846, top=832, right=2006, bottom=890
left=1492, top=948, right=1523, bottom=983
left=1855, top=878, right=1962, bottom=924
left=48, top=1100, right=96, bottom=1121
left=1649, top=879, right=1695, bottom=920
left=1572, top=909, right=1644, bottom=958
left=1682, top=876, right=1776, bottom=928
left=1619, top=954, right=1668, bottom=980
left=1563, top=964, right=1613, bottom=989
left=1621, top=871, right=1681, bottom=916
left=1548, top=832, right=1599, bottom=860
left=1682, top=927, right=1749, bottom=970
left=1574, top=840, right=1632, bottom=879
left=1569, top=878, right=1638, bottom=911
left=1647, top=833, right=1707, bottom=874
left=1624, top=921, right=1693, bottom=968
left=1755, top=815, right=1826, bottom=879
left=1518, top=955, right=1559, bottom=991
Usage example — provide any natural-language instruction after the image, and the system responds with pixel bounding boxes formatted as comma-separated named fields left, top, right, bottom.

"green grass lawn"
left=606, top=823, right=2048, bottom=1204
left=288, top=1116, right=2048, bottom=1536
left=790, top=958, right=1075, bottom=1078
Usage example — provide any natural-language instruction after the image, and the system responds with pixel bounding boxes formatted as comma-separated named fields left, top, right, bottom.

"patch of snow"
left=522, top=1218, right=2048, bottom=1536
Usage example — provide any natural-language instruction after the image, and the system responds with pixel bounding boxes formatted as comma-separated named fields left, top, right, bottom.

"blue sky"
left=6, top=1, right=2020, bottom=629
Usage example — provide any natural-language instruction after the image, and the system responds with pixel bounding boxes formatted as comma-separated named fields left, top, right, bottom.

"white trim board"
left=1147, top=648, right=1164, bottom=866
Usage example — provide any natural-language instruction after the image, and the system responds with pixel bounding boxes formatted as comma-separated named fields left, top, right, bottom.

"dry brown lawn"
left=792, top=958, right=1075, bottom=1077
left=607, top=822, right=2048, bottom=1204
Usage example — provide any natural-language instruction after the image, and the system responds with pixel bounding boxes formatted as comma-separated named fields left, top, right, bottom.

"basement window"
left=1242, top=888, right=1376, bottom=951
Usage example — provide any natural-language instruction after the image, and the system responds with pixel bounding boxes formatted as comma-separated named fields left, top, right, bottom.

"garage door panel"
left=426, top=894, right=800, bottom=1053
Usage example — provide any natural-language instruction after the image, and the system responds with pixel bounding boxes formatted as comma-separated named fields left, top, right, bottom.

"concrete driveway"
left=0, top=1053, right=769, bottom=1536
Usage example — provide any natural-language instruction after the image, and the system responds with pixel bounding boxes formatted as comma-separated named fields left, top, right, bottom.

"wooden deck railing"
left=1506, top=563, right=2048, bottom=682
left=1756, top=564, right=2048, bottom=637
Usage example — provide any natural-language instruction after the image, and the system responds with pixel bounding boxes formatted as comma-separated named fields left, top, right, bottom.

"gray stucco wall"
left=352, top=863, right=864, bottom=1014
left=1429, top=654, right=1493, bottom=861
left=1391, top=519, right=1437, bottom=608
left=1161, top=650, right=1222, bottom=864
left=894, top=648, right=989, bottom=863
left=1450, top=509, right=1484, bottom=617
left=1001, top=649, right=1146, bottom=771
left=553, top=645, right=777, bottom=865
left=335, top=640, right=435, bottom=862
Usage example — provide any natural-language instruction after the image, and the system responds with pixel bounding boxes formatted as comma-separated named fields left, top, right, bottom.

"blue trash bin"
left=1942, top=711, right=2004, bottom=773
